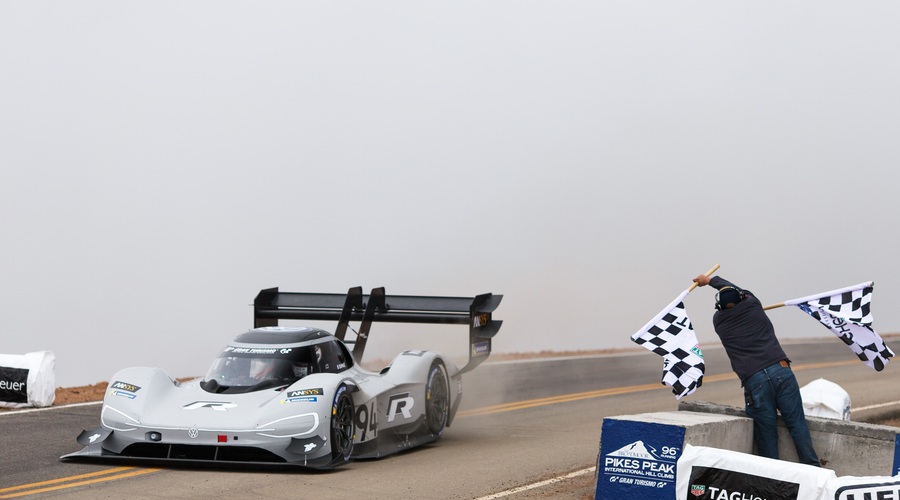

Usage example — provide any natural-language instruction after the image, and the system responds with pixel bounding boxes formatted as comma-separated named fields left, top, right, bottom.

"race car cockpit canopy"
left=200, top=327, right=352, bottom=394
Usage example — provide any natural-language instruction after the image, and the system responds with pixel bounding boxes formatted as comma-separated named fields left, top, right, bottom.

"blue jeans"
left=743, top=362, right=820, bottom=466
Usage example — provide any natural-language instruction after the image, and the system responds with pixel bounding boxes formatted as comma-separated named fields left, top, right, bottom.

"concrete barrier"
left=679, top=400, right=900, bottom=476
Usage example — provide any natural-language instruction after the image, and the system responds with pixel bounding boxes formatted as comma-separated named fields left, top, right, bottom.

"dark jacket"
left=710, top=276, right=789, bottom=383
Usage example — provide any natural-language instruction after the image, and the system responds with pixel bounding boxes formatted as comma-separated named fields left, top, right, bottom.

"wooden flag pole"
left=763, top=302, right=785, bottom=311
left=688, top=264, right=720, bottom=292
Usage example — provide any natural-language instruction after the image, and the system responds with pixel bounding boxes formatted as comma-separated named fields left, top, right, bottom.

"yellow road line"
left=0, top=467, right=136, bottom=493
left=793, top=359, right=857, bottom=371
left=0, top=467, right=159, bottom=499
left=458, top=382, right=665, bottom=417
left=458, top=358, right=857, bottom=418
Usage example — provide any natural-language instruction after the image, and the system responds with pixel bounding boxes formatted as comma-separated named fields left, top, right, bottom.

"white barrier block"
left=676, top=444, right=835, bottom=500
left=0, top=351, right=56, bottom=408
left=801, top=378, right=851, bottom=421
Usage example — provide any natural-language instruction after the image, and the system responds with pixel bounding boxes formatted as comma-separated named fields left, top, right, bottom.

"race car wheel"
left=330, top=384, right=355, bottom=464
left=424, top=361, right=450, bottom=435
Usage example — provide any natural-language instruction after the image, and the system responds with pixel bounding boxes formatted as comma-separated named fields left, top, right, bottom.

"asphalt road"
left=2, top=339, right=899, bottom=499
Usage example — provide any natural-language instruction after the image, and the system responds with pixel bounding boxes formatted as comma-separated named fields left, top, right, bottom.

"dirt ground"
left=52, top=381, right=109, bottom=405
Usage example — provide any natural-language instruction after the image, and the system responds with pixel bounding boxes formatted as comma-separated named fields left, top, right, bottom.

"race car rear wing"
left=253, top=287, right=503, bottom=374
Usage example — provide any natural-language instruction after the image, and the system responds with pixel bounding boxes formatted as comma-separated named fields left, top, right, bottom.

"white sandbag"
left=0, top=351, right=56, bottom=408
left=800, top=378, right=851, bottom=420
left=675, top=444, right=835, bottom=500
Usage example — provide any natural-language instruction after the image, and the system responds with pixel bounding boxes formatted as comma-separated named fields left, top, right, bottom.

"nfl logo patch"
left=690, top=484, right=706, bottom=496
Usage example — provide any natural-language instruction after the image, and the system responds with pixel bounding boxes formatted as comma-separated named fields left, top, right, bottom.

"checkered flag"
left=631, top=290, right=705, bottom=399
left=784, top=282, right=894, bottom=371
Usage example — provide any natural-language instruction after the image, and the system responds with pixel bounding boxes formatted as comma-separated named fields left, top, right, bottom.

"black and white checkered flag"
left=784, top=282, right=894, bottom=371
left=631, top=290, right=705, bottom=399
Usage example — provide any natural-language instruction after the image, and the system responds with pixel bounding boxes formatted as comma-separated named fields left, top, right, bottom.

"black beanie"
left=718, top=288, right=743, bottom=308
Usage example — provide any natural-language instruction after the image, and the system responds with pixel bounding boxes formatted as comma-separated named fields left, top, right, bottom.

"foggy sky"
left=3, top=2, right=900, bottom=387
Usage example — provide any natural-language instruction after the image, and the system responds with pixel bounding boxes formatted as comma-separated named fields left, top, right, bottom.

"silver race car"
left=61, top=286, right=502, bottom=470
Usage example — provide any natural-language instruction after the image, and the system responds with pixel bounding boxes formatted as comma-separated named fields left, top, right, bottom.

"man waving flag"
left=774, top=281, right=894, bottom=371
left=631, top=289, right=705, bottom=400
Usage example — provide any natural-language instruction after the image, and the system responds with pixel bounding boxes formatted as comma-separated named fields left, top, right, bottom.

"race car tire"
left=424, top=360, right=450, bottom=435
left=330, top=384, right=355, bottom=464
